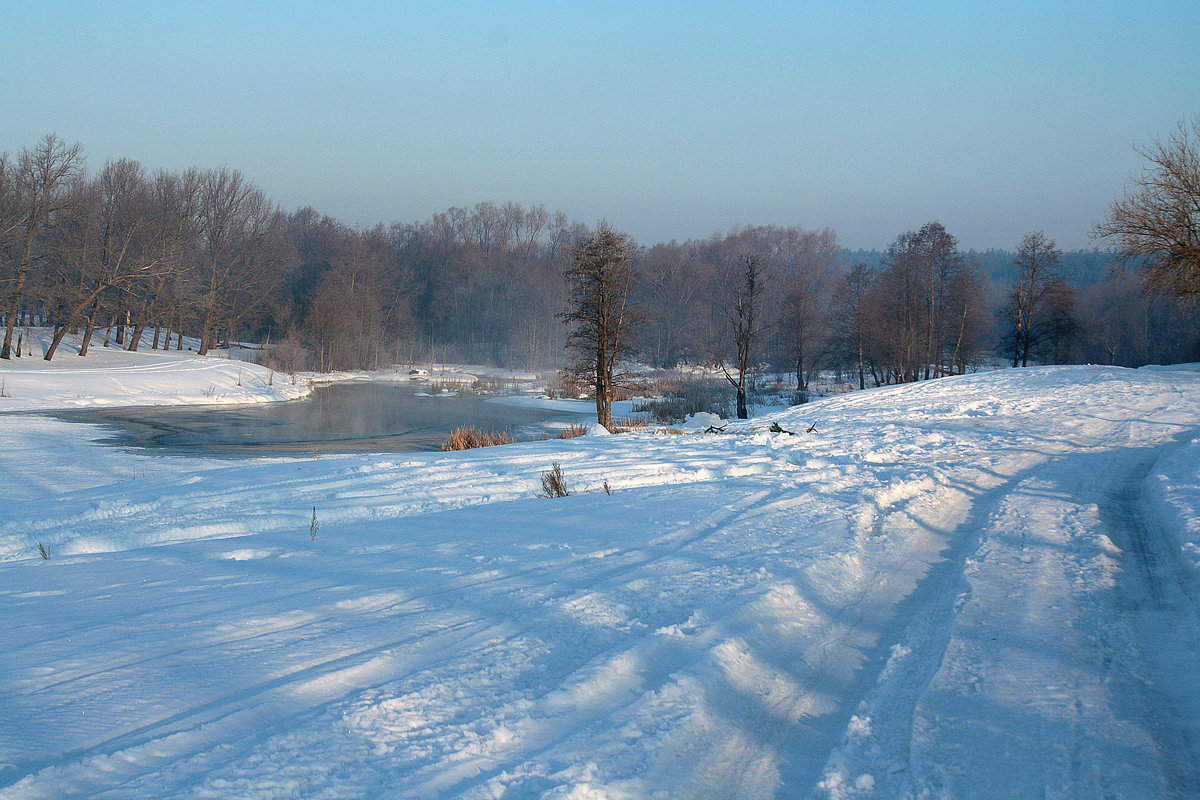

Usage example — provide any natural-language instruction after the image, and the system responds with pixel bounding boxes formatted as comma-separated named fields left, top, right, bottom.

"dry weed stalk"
left=537, top=463, right=570, bottom=498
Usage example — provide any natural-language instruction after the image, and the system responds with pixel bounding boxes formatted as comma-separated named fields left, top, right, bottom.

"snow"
left=1149, top=436, right=1200, bottom=572
left=3, top=349, right=1200, bottom=799
left=680, top=412, right=725, bottom=431
left=0, top=331, right=308, bottom=411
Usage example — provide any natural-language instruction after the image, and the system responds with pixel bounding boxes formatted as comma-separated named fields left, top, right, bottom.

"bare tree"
left=778, top=231, right=838, bottom=398
left=831, top=263, right=876, bottom=390
left=781, top=279, right=825, bottom=399
left=914, top=221, right=961, bottom=379
left=0, top=155, right=28, bottom=347
left=1095, top=119, right=1200, bottom=303
left=43, top=160, right=169, bottom=360
left=305, top=231, right=388, bottom=371
left=874, top=231, right=925, bottom=382
left=946, top=255, right=990, bottom=373
left=125, top=168, right=201, bottom=354
left=2, top=134, right=85, bottom=359
left=1002, top=232, right=1074, bottom=367
left=723, top=252, right=769, bottom=419
left=872, top=222, right=979, bottom=382
left=0, top=155, right=19, bottom=254
left=1076, top=271, right=1199, bottom=366
left=192, top=167, right=290, bottom=355
left=561, top=223, right=641, bottom=429
left=640, top=243, right=703, bottom=367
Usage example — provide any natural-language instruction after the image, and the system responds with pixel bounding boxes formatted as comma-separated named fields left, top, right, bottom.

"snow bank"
left=1148, top=434, right=1200, bottom=573
left=0, top=330, right=307, bottom=411
left=680, top=412, right=725, bottom=430
left=1140, top=362, right=1200, bottom=372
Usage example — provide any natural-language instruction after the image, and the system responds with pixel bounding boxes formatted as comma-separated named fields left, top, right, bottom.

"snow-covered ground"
left=0, top=331, right=309, bottom=410
left=3, top=346, right=1200, bottom=798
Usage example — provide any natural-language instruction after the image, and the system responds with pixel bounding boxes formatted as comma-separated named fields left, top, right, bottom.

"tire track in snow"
left=1098, top=439, right=1200, bottom=797
left=816, top=422, right=1200, bottom=798
left=800, top=459, right=1038, bottom=797
left=438, top=468, right=1007, bottom=798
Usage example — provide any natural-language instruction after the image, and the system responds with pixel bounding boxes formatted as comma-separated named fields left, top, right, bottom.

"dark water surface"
left=51, top=382, right=584, bottom=456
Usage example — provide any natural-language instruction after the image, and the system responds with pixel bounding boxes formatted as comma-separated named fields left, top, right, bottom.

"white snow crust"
left=3, top=351, right=1200, bottom=799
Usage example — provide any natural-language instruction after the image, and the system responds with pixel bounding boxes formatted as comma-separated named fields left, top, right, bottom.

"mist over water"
left=53, top=383, right=583, bottom=456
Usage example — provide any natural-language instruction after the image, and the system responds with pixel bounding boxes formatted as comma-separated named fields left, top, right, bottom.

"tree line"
left=2, top=132, right=1197, bottom=386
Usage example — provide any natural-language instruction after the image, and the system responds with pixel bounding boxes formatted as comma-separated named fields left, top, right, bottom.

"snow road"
left=2, top=365, right=1200, bottom=798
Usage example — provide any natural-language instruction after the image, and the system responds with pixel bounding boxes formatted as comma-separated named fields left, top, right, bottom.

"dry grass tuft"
left=442, top=426, right=514, bottom=451
left=611, top=416, right=653, bottom=433
left=558, top=423, right=589, bottom=439
left=537, top=462, right=570, bottom=497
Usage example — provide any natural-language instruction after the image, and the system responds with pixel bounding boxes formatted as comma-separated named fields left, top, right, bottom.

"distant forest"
left=2, top=134, right=1198, bottom=383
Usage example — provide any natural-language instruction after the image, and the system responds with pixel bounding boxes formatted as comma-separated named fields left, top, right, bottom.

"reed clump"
left=611, top=416, right=653, bottom=433
left=441, top=426, right=514, bottom=451
left=557, top=423, right=589, bottom=439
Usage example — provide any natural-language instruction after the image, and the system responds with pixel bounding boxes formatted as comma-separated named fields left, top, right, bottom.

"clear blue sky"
left=4, top=0, right=1197, bottom=251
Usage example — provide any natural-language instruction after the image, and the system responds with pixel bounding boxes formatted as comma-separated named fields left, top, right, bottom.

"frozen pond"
left=51, top=382, right=585, bottom=455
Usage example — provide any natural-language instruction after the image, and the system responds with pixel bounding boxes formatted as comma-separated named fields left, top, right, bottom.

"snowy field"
left=3, top=344, right=1200, bottom=799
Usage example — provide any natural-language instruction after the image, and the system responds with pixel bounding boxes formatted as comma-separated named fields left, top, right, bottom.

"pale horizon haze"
left=4, top=0, right=1197, bottom=252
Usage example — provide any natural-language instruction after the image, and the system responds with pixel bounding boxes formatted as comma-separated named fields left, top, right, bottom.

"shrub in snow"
left=537, top=463, right=570, bottom=497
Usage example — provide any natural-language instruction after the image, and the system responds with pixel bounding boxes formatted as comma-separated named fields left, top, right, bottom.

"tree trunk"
left=128, top=320, right=147, bottom=351
left=45, top=285, right=113, bottom=361
left=79, top=296, right=102, bottom=356
left=2, top=296, right=18, bottom=358
left=198, top=298, right=214, bottom=355
left=594, top=350, right=611, bottom=428
left=1, top=232, right=38, bottom=359
left=857, top=335, right=867, bottom=391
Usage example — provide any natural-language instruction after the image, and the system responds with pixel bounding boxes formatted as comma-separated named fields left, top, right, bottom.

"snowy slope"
left=2, top=364, right=1200, bottom=798
left=0, top=331, right=308, bottom=411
